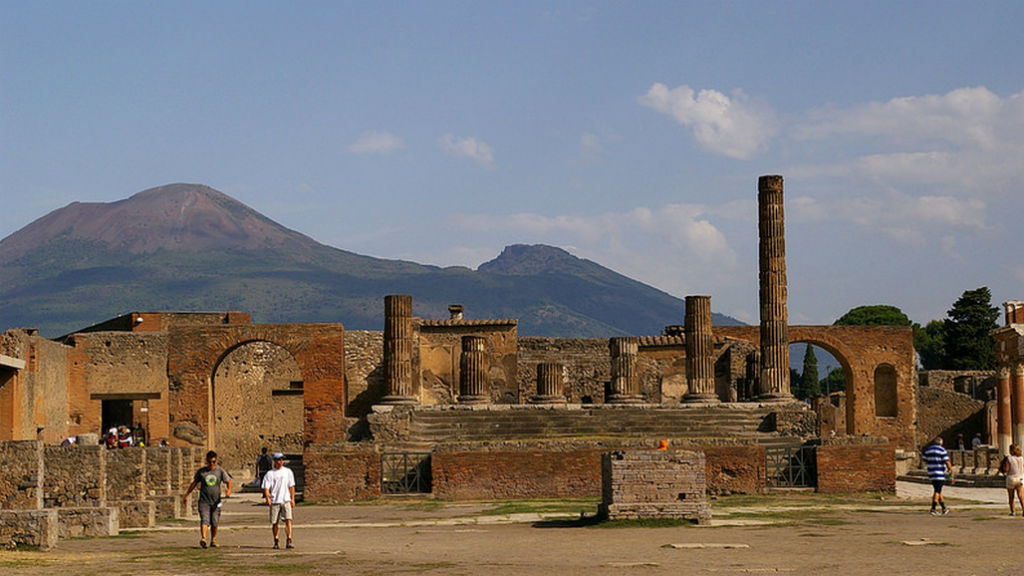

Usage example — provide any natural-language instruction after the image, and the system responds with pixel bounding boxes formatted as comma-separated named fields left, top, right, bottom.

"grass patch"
left=483, top=498, right=599, bottom=516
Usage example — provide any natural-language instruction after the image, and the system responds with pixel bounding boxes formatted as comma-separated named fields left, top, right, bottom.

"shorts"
left=931, top=480, right=945, bottom=494
left=270, top=501, right=293, bottom=524
left=1007, top=476, right=1023, bottom=490
left=198, top=501, right=222, bottom=527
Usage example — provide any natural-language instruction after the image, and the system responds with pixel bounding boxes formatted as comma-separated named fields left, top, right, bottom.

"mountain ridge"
left=0, top=184, right=741, bottom=337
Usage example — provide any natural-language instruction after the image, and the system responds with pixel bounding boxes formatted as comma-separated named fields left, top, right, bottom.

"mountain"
left=0, top=184, right=741, bottom=337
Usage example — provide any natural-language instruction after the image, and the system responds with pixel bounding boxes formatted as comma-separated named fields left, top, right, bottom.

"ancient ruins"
left=4, top=174, right=1019, bottom=546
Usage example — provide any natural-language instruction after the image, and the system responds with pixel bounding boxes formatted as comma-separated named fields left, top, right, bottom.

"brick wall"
left=702, top=445, right=766, bottom=495
left=816, top=441, right=895, bottom=493
left=43, top=445, right=106, bottom=507
left=0, top=440, right=43, bottom=509
left=432, top=449, right=603, bottom=500
left=600, top=449, right=711, bottom=523
left=303, top=445, right=381, bottom=502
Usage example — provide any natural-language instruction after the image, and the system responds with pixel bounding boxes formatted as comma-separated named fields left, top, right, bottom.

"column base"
left=457, top=395, right=490, bottom=405
left=606, top=394, right=646, bottom=405
left=379, top=395, right=419, bottom=405
left=756, top=392, right=795, bottom=403
left=683, top=393, right=721, bottom=404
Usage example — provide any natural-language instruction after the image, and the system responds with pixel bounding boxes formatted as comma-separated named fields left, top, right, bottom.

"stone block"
left=149, top=494, right=181, bottom=519
left=106, top=448, right=146, bottom=501
left=600, top=449, right=711, bottom=524
left=0, top=509, right=58, bottom=550
left=111, top=500, right=155, bottom=529
left=0, top=440, right=44, bottom=510
left=56, top=506, right=119, bottom=538
left=43, top=444, right=106, bottom=507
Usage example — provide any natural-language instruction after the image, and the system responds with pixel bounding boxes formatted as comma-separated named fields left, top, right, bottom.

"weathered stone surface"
left=432, top=449, right=602, bottom=500
left=303, top=445, right=381, bottom=503
left=0, top=509, right=58, bottom=550
left=600, top=449, right=711, bottom=524
left=106, top=448, right=146, bottom=501
left=816, top=439, right=895, bottom=493
left=44, top=445, right=105, bottom=507
left=111, top=500, right=155, bottom=529
left=0, top=440, right=43, bottom=510
left=56, top=506, right=118, bottom=538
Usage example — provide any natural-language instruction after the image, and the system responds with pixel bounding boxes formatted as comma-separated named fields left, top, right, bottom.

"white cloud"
left=348, top=131, right=404, bottom=154
left=439, top=134, right=495, bottom=168
left=580, top=132, right=602, bottom=154
left=639, top=83, right=778, bottom=159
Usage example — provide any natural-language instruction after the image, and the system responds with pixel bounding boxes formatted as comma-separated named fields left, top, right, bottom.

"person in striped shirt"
left=922, top=437, right=954, bottom=515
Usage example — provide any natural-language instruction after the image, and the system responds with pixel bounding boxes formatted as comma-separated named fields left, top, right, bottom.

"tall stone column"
left=756, top=175, right=792, bottom=401
left=458, top=336, right=489, bottom=404
left=997, top=366, right=1012, bottom=455
left=684, top=295, right=719, bottom=403
left=531, top=362, right=566, bottom=404
left=1013, top=363, right=1024, bottom=449
left=607, top=337, right=643, bottom=404
left=381, top=294, right=418, bottom=405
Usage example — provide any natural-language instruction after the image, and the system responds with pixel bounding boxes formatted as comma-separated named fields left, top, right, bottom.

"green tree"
left=820, top=367, right=846, bottom=393
left=834, top=305, right=912, bottom=327
left=799, top=344, right=821, bottom=399
left=943, top=287, right=999, bottom=370
left=914, top=319, right=946, bottom=370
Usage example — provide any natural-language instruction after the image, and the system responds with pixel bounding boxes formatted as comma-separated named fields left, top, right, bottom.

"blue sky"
left=2, top=2, right=1023, bottom=326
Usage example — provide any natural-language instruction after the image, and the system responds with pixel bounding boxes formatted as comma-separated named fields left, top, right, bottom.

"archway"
left=212, top=340, right=304, bottom=480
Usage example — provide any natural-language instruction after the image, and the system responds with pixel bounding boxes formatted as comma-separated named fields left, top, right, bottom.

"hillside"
left=0, top=184, right=741, bottom=337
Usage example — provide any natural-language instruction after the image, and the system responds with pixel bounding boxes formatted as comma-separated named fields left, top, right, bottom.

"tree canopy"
left=942, top=287, right=999, bottom=370
left=834, top=305, right=912, bottom=326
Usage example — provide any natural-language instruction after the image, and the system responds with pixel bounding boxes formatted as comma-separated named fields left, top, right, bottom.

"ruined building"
left=1, top=175, right=917, bottom=501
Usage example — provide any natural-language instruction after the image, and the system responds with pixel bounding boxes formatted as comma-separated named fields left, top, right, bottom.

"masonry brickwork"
left=815, top=439, right=896, bottom=493
left=600, top=449, right=711, bottom=524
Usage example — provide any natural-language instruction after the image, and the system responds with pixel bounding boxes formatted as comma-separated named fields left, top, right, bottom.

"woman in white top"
left=1003, top=444, right=1024, bottom=516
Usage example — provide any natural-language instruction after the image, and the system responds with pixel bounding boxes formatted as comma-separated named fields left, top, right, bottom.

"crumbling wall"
left=43, top=445, right=106, bottom=507
left=600, top=449, right=711, bottom=524
left=0, top=440, right=43, bottom=509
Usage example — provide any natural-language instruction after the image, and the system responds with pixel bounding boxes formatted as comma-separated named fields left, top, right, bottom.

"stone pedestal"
left=458, top=336, right=489, bottom=404
left=599, top=449, right=711, bottom=524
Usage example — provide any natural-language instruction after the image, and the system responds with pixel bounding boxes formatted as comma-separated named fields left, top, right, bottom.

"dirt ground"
left=4, top=482, right=1024, bottom=575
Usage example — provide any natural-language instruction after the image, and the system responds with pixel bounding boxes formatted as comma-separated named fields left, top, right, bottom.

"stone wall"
left=815, top=440, right=895, bottom=493
left=702, top=445, right=766, bottom=495
left=600, top=449, right=711, bottom=524
left=919, top=370, right=995, bottom=396
left=0, top=440, right=43, bottom=509
left=106, top=448, right=146, bottom=501
left=144, top=447, right=172, bottom=495
left=344, top=331, right=386, bottom=426
left=56, top=507, right=118, bottom=539
left=419, top=321, right=519, bottom=404
left=517, top=338, right=610, bottom=403
left=303, top=445, right=382, bottom=502
left=432, top=448, right=603, bottom=500
left=43, top=445, right=106, bottom=507
left=916, top=386, right=986, bottom=450
left=0, top=509, right=58, bottom=549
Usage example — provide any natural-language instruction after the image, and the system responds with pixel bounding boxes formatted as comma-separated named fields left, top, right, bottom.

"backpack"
left=1000, top=456, right=1010, bottom=475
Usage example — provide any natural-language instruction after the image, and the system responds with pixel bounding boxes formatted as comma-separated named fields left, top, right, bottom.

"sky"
left=2, top=1, right=1023, bottom=327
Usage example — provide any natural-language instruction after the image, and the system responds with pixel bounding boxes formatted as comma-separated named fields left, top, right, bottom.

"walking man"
left=261, top=452, right=296, bottom=549
left=183, top=450, right=232, bottom=548
left=922, top=437, right=954, bottom=515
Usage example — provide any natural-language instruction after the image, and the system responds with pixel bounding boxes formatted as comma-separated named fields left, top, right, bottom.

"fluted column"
left=998, top=366, right=1012, bottom=455
left=607, top=337, right=643, bottom=404
left=531, top=362, right=566, bottom=404
left=756, top=175, right=793, bottom=401
left=381, top=294, right=418, bottom=404
left=1013, top=363, right=1024, bottom=450
left=458, top=336, right=489, bottom=404
left=684, top=295, right=719, bottom=403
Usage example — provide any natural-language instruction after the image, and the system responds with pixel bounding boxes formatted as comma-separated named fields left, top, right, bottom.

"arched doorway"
left=212, top=341, right=304, bottom=480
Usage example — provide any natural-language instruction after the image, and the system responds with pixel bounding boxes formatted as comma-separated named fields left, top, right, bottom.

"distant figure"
left=261, top=452, right=296, bottom=549
left=1001, top=444, right=1024, bottom=516
left=133, top=423, right=146, bottom=447
left=972, top=433, right=983, bottom=449
left=255, top=447, right=273, bottom=485
left=117, top=426, right=133, bottom=449
left=183, top=450, right=232, bottom=549
left=60, top=436, right=78, bottom=446
left=158, top=438, right=169, bottom=448
left=956, top=434, right=966, bottom=451
left=922, top=437, right=954, bottom=516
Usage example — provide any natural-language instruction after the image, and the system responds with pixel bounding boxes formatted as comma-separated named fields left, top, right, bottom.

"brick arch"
left=715, top=324, right=917, bottom=448
left=167, top=323, right=345, bottom=450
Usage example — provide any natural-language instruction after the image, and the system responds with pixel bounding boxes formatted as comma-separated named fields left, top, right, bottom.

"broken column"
left=607, top=337, right=643, bottom=404
left=458, top=335, right=489, bottom=404
left=381, top=294, right=418, bottom=404
left=531, top=362, right=566, bottom=404
left=684, top=295, right=719, bottom=403
left=756, top=175, right=793, bottom=401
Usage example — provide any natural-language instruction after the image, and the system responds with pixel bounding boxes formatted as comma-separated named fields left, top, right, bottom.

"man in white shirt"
left=261, top=452, right=296, bottom=549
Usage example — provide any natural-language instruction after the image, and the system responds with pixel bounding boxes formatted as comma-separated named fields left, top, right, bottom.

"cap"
left=273, top=452, right=285, bottom=460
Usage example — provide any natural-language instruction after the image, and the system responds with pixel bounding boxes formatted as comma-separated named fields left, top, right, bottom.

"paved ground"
left=3, top=482, right=1024, bottom=575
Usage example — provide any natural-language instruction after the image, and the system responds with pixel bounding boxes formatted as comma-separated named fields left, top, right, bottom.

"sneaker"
left=929, top=509, right=938, bottom=516
left=200, top=539, right=208, bottom=549
left=286, top=539, right=294, bottom=549
left=273, top=539, right=279, bottom=550
left=942, top=508, right=949, bottom=515
left=210, top=539, right=218, bottom=548
left=1010, top=512, right=1016, bottom=517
